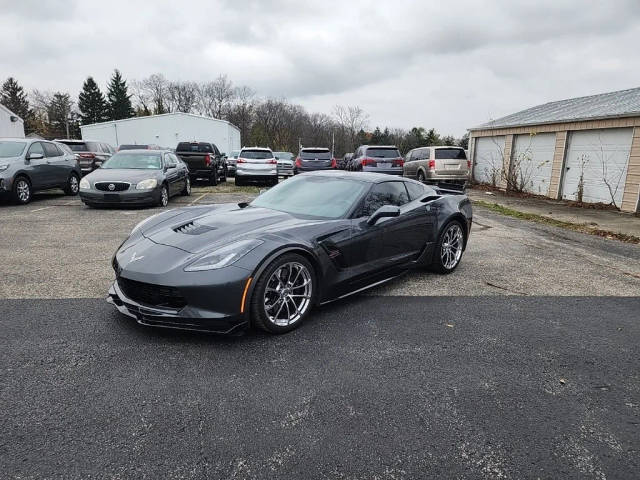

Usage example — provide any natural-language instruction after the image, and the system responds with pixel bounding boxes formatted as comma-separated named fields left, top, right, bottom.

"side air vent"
left=319, top=240, right=347, bottom=269
left=173, top=221, right=217, bottom=235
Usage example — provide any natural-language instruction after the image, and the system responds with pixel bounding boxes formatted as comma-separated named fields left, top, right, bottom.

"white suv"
left=235, top=147, right=278, bottom=186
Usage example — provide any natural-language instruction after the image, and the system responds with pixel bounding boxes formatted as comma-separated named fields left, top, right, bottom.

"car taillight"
left=79, top=153, right=95, bottom=159
left=361, top=157, right=376, bottom=166
left=237, top=158, right=246, bottom=163
left=428, top=159, right=436, bottom=170
left=268, top=159, right=277, bottom=164
left=331, top=158, right=337, bottom=168
left=203, top=153, right=211, bottom=166
left=295, top=157, right=302, bottom=167
left=467, top=159, right=471, bottom=169
left=392, top=158, right=404, bottom=167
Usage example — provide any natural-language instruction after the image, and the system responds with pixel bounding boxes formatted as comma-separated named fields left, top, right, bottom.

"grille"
left=117, top=277, right=187, bottom=309
left=95, top=182, right=130, bottom=192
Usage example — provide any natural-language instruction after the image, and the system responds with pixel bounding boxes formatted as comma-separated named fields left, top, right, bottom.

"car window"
left=28, top=142, right=45, bottom=157
left=240, top=150, right=274, bottom=159
left=42, top=142, right=60, bottom=157
left=435, top=148, right=466, bottom=160
left=405, top=181, right=427, bottom=200
left=359, top=181, right=410, bottom=217
left=366, top=148, right=401, bottom=158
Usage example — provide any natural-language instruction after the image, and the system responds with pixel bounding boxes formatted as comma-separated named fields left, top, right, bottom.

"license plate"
left=379, top=162, right=390, bottom=168
left=104, top=193, right=120, bottom=202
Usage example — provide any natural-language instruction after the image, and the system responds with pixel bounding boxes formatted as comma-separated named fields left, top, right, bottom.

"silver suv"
left=403, top=146, right=469, bottom=184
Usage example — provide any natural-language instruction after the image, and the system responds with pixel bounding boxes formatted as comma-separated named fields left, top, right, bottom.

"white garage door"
left=511, top=133, right=555, bottom=196
left=473, top=136, right=505, bottom=185
left=561, top=128, right=632, bottom=206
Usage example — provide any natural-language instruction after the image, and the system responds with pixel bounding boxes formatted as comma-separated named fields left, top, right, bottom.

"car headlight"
left=136, top=179, right=158, bottom=190
left=0, top=164, right=8, bottom=171
left=184, top=239, right=263, bottom=272
left=79, top=178, right=90, bottom=189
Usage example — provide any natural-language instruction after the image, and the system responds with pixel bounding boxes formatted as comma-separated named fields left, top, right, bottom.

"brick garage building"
left=468, top=87, right=640, bottom=213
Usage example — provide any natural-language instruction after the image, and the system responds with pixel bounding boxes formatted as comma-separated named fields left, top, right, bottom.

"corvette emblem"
left=130, top=252, right=145, bottom=263
left=108, top=183, right=116, bottom=191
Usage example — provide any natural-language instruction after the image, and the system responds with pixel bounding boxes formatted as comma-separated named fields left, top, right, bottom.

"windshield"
left=274, top=152, right=293, bottom=160
left=240, top=150, right=273, bottom=159
left=119, top=145, right=148, bottom=150
left=250, top=175, right=367, bottom=219
left=366, top=148, right=401, bottom=158
left=177, top=142, right=213, bottom=153
left=102, top=153, right=162, bottom=170
left=0, top=141, right=27, bottom=158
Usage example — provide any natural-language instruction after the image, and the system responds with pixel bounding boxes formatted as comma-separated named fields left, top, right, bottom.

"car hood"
left=0, top=156, right=22, bottom=165
left=86, top=169, right=163, bottom=183
left=141, top=204, right=327, bottom=254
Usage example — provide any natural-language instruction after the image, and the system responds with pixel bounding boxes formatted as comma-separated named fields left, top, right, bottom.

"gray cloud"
left=1, top=0, right=639, bottom=135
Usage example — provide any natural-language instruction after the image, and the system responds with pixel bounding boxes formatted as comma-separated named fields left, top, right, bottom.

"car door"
left=404, top=150, right=415, bottom=176
left=416, top=148, right=430, bottom=177
left=42, top=142, right=68, bottom=186
left=163, top=153, right=181, bottom=195
left=171, top=153, right=188, bottom=191
left=25, top=142, right=52, bottom=189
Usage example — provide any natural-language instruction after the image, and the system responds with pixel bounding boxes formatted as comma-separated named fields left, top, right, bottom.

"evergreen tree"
left=0, top=77, right=31, bottom=120
left=78, top=76, right=107, bottom=125
left=370, top=126, right=384, bottom=144
left=47, top=92, right=79, bottom=138
left=106, top=69, right=133, bottom=120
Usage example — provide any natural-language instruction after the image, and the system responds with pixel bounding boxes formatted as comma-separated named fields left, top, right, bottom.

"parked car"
left=351, top=145, right=404, bottom=175
left=235, top=147, right=278, bottom=186
left=79, top=150, right=190, bottom=208
left=403, top=146, right=470, bottom=185
left=226, top=150, right=240, bottom=177
left=273, top=151, right=294, bottom=176
left=118, top=144, right=162, bottom=151
left=0, top=138, right=82, bottom=204
left=339, top=153, right=353, bottom=170
left=175, top=141, right=227, bottom=185
left=55, top=139, right=115, bottom=175
left=108, top=171, right=472, bottom=335
left=294, top=147, right=337, bottom=174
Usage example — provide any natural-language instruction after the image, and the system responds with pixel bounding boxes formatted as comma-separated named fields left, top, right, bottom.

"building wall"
left=0, top=106, right=25, bottom=138
left=469, top=116, right=640, bottom=213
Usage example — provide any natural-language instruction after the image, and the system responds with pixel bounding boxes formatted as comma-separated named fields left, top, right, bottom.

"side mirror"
left=367, top=205, right=400, bottom=225
left=220, top=152, right=226, bottom=157
left=27, top=153, right=44, bottom=161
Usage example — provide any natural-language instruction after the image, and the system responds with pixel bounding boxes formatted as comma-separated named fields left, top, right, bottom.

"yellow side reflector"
left=240, top=277, right=252, bottom=314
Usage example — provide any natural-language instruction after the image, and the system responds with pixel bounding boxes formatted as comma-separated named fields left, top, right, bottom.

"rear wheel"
left=12, top=176, right=32, bottom=204
left=429, top=220, right=465, bottom=274
left=210, top=169, right=218, bottom=186
left=181, top=176, right=191, bottom=196
left=417, top=170, right=425, bottom=183
left=235, top=176, right=244, bottom=187
left=64, top=173, right=80, bottom=195
left=251, top=253, right=316, bottom=334
left=220, top=165, right=227, bottom=183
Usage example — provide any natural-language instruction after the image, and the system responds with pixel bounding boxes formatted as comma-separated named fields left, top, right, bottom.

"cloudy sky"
left=2, top=0, right=640, bottom=136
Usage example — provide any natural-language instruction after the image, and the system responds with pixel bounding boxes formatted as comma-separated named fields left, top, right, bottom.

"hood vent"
left=173, top=221, right=217, bottom=235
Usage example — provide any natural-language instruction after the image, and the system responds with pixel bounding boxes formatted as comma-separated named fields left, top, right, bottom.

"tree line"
left=1, top=71, right=468, bottom=155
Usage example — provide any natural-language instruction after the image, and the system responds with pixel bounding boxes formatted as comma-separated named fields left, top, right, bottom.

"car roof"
left=302, top=170, right=424, bottom=184
left=301, top=147, right=330, bottom=150
left=54, top=138, right=102, bottom=143
left=241, top=147, right=272, bottom=151
left=114, top=148, right=169, bottom=154
left=360, top=145, right=399, bottom=149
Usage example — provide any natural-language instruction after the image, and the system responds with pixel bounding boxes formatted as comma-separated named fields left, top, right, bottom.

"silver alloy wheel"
left=16, top=180, right=30, bottom=203
left=264, top=262, right=313, bottom=327
left=160, top=186, right=168, bottom=207
left=186, top=177, right=191, bottom=195
left=418, top=171, right=425, bottom=182
left=70, top=175, right=79, bottom=193
left=441, top=223, right=463, bottom=270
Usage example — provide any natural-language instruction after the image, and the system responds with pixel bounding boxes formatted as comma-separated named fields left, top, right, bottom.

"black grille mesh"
left=117, top=277, right=187, bottom=309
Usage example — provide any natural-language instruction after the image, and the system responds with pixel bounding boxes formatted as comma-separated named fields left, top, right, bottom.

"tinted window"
left=366, top=148, right=401, bottom=158
left=273, top=152, right=293, bottom=160
left=119, top=145, right=148, bottom=150
left=251, top=175, right=367, bottom=219
left=300, top=149, right=331, bottom=159
left=42, top=142, right=61, bottom=157
left=420, top=148, right=431, bottom=160
left=359, top=182, right=409, bottom=217
left=65, top=142, right=88, bottom=152
left=0, top=141, right=27, bottom=157
left=240, top=150, right=273, bottom=159
left=28, top=142, right=45, bottom=157
left=405, top=181, right=427, bottom=200
left=176, top=142, right=214, bottom=153
left=102, top=153, right=162, bottom=169
left=55, top=142, right=73, bottom=155
left=435, top=148, right=466, bottom=160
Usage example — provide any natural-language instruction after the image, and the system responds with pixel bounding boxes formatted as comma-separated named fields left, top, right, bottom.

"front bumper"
left=80, top=188, right=160, bottom=206
left=107, top=280, right=248, bottom=334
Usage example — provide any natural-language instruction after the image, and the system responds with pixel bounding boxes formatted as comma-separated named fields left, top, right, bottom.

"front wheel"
left=181, top=176, right=191, bottom=196
left=250, top=253, right=316, bottom=334
left=157, top=184, right=169, bottom=207
left=12, top=177, right=32, bottom=204
left=429, top=220, right=465, bottom=274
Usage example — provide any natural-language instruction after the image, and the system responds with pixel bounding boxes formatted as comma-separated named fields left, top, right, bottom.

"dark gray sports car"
left=108, top=171, right=472, bottom=334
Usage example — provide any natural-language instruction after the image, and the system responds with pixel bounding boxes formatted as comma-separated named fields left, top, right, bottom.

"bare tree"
left=167, top=80, right=198, bottom=113
left=198, top=75, right=235, bottom=119
left=226, top=86, right=256, bottom=146
left=132, top=74, right=169, bottom=115
left=333, top=105, right=369, bottom=152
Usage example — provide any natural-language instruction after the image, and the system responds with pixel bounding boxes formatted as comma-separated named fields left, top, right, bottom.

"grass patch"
left=473, top=200, right=640, bottom=245
left=191, top=183, right=261, bottom=195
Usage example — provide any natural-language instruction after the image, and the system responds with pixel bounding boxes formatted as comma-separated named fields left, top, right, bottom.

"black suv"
left=55, top=139, right=115, bottom=176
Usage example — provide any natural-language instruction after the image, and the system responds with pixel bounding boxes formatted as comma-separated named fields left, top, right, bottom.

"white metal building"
left=80, top=113, right=241, bottom=154
left=468, top=87, right=640, bottom=213
left=0, top=104, right=25, bottom=138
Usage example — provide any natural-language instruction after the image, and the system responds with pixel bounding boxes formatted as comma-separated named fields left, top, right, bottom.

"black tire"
left=181, top=176, right=191, bottom=196
left=220, top=165, right=227, bottom=183
left=64, top=173, right=80, bottom=196
left=12, top=176, right=32, bottom=205
left=250, top=253, right=317, bottom=334
left=235, top=176, right=244, bottom=187
left=429, top=220, right=465, bottom=274
left=270, top=177, right=279, bottom=187
left=210, top=169, right=218, bottom=186
left=417, top=170, right=425, bottom=183
left=158, top=184, right=169, bottom=207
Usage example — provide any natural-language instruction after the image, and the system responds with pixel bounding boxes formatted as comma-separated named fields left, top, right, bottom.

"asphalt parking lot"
left=1, top=182, right=639, bottom=479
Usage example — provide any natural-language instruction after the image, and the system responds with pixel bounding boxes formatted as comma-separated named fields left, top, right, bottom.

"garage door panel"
left=561, top=128, right=632, bottom=206
left=511, top=133, right=555, bottom=196
left=474, top=136, right=505, bottom=185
